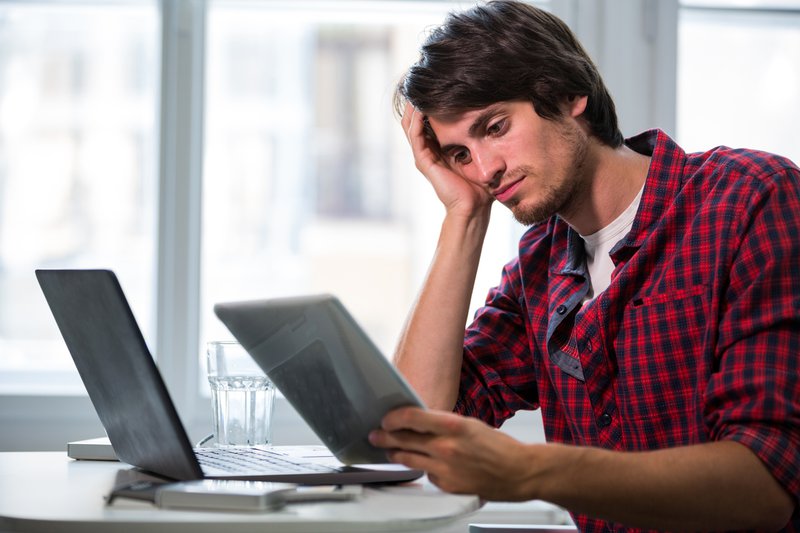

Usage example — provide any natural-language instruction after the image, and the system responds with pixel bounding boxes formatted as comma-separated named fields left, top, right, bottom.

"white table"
left=0, top=452, right=482, bottom=532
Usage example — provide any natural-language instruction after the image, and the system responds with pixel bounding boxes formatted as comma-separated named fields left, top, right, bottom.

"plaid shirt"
left=455, top=129, right=800, bottom=532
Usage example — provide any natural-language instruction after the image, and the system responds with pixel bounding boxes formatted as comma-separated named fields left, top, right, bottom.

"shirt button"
left=585, top=340, right=593, bottom=352
left=598, top=412, right=612, bottom=427
left=556, top=305, right=567, bottom=315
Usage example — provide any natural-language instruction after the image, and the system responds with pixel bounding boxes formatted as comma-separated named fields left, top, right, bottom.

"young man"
left=366, top=1, right=799, bottom=531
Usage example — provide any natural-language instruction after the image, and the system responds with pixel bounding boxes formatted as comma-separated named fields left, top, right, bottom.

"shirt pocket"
left=614, top=285, right=710, bottom=448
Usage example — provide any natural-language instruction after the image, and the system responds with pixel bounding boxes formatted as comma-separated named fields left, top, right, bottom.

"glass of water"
left=206, top=341, right=276, bottom=447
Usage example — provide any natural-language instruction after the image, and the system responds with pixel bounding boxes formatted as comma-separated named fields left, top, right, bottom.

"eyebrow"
left=439, top=104, right=506, bottom=155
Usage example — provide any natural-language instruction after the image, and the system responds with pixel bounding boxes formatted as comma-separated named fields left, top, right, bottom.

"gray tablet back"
left=214, top=294, right=425, bottom=464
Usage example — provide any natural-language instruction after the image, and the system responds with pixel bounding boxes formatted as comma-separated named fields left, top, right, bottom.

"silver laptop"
left=36, top=269, right=423, bottom=485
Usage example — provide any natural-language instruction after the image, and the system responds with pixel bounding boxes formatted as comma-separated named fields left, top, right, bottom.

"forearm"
left=393, top=211, right=490, bottom=410
left=530, top=440, right=794, bottom=531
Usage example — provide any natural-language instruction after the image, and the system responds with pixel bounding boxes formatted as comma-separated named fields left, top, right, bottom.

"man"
left=366, top=1, right=799, bottom=531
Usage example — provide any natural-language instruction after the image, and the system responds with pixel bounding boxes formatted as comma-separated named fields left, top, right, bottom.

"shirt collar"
left=622, top=129, right=688, bottom=248
left=556, top=129, right=687, bottom=271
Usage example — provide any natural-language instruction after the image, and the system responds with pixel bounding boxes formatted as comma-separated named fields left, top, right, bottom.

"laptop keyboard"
left=195, top=446, right=336, bottom=475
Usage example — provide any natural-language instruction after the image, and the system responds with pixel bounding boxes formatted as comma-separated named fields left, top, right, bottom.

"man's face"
left=427, top=99, right=590, bottom=226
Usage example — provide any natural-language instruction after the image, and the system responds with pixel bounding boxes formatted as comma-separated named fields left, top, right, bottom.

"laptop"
left=36, top=269, right=423, bottom=485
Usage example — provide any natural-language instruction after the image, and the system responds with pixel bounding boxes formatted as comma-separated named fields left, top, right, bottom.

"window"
left=677, top=1, right=800, bottom=163
left=199, top=1, right=527, bottom=366
left=0, top=1, right=159, bottom=394
left=5, top=0, right=793, bottom=453
left=0, top=0, right=564, bottom=451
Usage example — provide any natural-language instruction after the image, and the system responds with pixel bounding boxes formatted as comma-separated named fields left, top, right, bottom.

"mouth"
left=493, top=176, right=525, bottom=204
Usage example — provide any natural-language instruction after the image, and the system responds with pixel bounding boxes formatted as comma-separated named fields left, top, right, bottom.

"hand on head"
left=400, top=102, right=494, bottom=220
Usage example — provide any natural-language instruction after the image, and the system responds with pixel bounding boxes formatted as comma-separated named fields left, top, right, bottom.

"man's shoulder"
left=671, top=145, right=800, bottom=238
left=629, top=128, right=799, bottom=190
left=685, top=144, right=800, bottom=186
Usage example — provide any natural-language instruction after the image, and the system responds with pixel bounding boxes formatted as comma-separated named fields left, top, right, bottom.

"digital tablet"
left=214, top=294, right=425, bottom=465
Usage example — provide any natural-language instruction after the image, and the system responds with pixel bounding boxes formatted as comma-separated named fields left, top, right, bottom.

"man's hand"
left=368, top=406, right=539, bottom=501
left=370, top=408, right=796, bottom=531
left=401, top=102, right=494, bottom=218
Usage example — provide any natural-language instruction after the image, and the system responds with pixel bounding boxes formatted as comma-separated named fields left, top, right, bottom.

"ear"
left=568, top=95, right=588, bottom=118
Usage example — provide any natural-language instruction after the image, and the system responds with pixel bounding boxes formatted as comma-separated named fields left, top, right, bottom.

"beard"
left=507, top=121, right=590, bottom=226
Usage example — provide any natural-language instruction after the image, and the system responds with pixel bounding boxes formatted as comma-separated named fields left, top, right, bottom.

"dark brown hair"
left=395, top=0, right=623, bottom=147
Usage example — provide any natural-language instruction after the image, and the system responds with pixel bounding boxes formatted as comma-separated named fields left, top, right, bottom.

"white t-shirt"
left=580, top=185, right=645, bottom=300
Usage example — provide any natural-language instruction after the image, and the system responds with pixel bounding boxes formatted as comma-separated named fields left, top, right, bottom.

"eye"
left=486, top=118, right=507, bottom=136
left=451, top=149, right=471, bottom=165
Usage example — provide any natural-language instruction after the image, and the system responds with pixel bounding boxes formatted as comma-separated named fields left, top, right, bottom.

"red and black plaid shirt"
left=455, top=129, right=800, bottom=532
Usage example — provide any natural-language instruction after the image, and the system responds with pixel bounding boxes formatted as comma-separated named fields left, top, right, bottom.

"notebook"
left=36, top=269, right=423, bottom=485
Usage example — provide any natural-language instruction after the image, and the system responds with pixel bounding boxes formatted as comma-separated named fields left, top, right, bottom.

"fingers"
left=400, top=101, right=418, bottom=140
left=370, top=427, right=433, bottom=454
left=368, top=413, right=446, bottom=463
left=381, top=407, right=465, bottom=435
left=368, top=408, right=472, bottom=461
left=369, top=407, right=535, bottom=500
left=369, top=427, right=462, bottom=487
left=368, top=409, right=514, bottom=498
left=381, top=447, right=457, bottom=492
left=379, top=439, right=478, bottom=496
left=386, top=449, right=453, bottom=484
left=400, top=102, right=433, bottom=166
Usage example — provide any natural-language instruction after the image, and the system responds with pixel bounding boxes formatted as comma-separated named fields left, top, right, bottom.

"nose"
left=467, top=147, right=505, bottom=188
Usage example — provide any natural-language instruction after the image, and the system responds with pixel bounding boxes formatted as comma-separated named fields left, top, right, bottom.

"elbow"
left=426, top=394, right=458, bottom=412
left=765, top=505, right=796, bottom=532
left=748, top=493, right=795, bottom=532
left=755, top=512, right=794, bottom=533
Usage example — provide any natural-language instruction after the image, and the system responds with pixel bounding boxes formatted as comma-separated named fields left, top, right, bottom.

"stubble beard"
left=508, top=123, right=590, bottom=227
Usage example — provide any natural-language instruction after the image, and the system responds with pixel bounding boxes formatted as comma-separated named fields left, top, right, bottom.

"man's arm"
left=392, top=104, right=494, bottom=410
left=393, top=213, right=489, bottom=410
left=369, top=408, right=796, bottom=532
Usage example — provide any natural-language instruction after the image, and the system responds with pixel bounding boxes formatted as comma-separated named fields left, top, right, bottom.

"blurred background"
left=0, top=0, right=798, bottom=456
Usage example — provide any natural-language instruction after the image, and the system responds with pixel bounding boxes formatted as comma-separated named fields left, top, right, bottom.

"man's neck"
left=562, top=142, right=651, bottom=235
